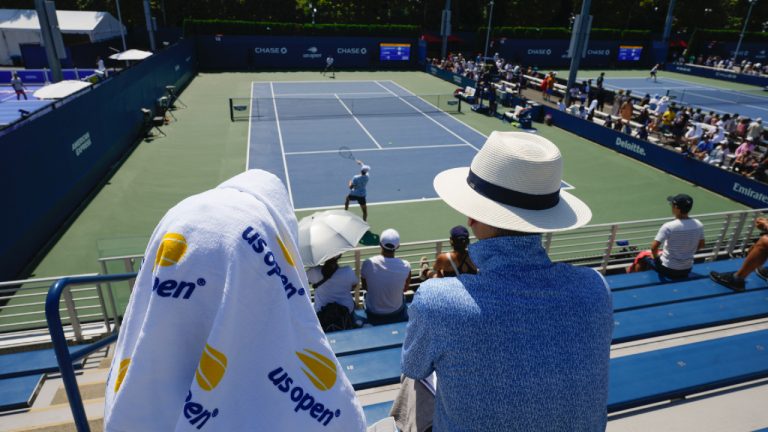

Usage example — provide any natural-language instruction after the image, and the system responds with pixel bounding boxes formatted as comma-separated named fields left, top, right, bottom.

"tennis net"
left=229, top=94, right=462, bottom=121
left=664, top=87, right=768, bottom=107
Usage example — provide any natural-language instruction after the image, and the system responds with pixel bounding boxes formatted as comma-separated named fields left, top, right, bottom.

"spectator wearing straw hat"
left=361, top=229, right=411, bottom=325
left=399, top=132, right=613, bottom=431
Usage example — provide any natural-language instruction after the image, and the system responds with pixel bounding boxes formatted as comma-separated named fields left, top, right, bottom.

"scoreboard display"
left=380, top=43, right=411, bottom=61
left=618, top=45, right=643, bottom=61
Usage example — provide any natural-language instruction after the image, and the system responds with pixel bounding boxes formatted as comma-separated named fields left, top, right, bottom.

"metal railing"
left=0, top=273, right=121, bottom=342
left=96, top=208, right=767, bottom=309
left=46, top=273, right=136, bottom=432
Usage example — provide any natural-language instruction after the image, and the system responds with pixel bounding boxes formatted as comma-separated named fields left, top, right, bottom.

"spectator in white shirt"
left=646, top=194, right=705, bottom=279
left=361, top=229, right=411, bottom=325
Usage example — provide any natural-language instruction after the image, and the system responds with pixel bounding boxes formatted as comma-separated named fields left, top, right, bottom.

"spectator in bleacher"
left=733, top=150, right=758, bottom=173
left=400, top=132, right=612, bottom=431
left=748, top=156, right=768, bottom=182
left=361, top=228, right=411, bottom=325
left=655, top=96, right=670, bottom=116
left=595, top=85, right=606, bottom=111
left=10, top=72, right=27, bottom=100
left=711, top=217, right=768, bottom=292
left=703, top=143, right=727, bottom=166
left=735, top=137, right=756, bottom=159
left=569, top=85, right=581, bottom=105
left=587, top=98, right=598, bottom=121
left=603, top=115, right=614, bottom=130
left=308, top=254, right=358, bottom=332
left=692, top=108, right=704, bottom=123
left=736, top=117, right=750, bottom=140
left=620, top=97, right=634, bottom=123
left=645, top=194, right=705, bottom=279
left=557, top=97, right=566, bottom=111
left=636, top=108, right=650, bottom=128
left=96, top=56, right=107, bottom=79
left=611, top=90, right=624, bottom=117
left=723, top=113, right=738, bottom=135
left=691, top=136, right=715, bottom=159
left=640, top=93, right=651, bottom=107
left=541, top=72, right=554, bottom=102
left=636, top=123, right=649, bottom=141
left=423, top=225, right=478, bottom=279
left=747, top=118, right=764, bottom=142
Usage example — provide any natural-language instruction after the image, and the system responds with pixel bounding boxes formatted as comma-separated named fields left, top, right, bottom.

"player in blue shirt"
left=344, top=160, right=370, bottom=221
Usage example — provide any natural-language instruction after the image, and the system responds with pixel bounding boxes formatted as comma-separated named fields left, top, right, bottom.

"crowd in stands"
left=679, top=54, right=768, bottom=76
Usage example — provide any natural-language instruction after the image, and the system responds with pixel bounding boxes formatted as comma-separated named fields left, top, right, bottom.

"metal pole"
left=733, top=0, right=757, bottom=64
left=564, top=0, right=592, bottom=106
left=34, top=0, right=63, bottom=83
left=143, top=0, right=157, bottom=52
left=441, top=0, right=452, bottom=60
left=483, top=1, right=495, bottom=59
left=115, top=0, right=127, bottom=51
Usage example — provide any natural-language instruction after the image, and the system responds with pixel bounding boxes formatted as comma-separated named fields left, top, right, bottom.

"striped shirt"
left=655, top=218, right=704, bottom=270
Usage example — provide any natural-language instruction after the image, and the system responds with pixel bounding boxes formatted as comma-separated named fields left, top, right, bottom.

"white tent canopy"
left=33, top=80, right=92, bottom=99
left=0, top=9, right=125, bottom=65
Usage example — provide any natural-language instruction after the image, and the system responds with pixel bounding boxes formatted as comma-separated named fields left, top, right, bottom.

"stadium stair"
left=349, top=329, right=768, bottom=414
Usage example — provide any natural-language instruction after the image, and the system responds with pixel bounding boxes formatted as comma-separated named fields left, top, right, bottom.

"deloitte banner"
left=666, top=63, right=768, bottom=87
left=497, top=39, right=649, bottom=68
left=544, top=108, right=768, bottom=208
left=196, top=35, right=415, bottom=70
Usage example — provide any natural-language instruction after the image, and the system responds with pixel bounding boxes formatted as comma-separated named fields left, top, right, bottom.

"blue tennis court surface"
left=595, top=76, right=768, bottom=120
left=247, top=80, right=490, bottom=210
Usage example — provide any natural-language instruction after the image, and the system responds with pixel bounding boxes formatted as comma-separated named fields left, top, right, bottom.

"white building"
left=0, top=9, right=125, bottom=65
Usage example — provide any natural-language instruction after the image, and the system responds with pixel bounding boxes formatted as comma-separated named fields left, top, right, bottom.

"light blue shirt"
left=402, top=235, right=613, bottom=431
left=350, top=174, right=368, bottom=197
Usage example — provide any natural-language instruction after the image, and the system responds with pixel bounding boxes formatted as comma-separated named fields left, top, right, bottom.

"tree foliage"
left=2, top=0, right=766, bottom=39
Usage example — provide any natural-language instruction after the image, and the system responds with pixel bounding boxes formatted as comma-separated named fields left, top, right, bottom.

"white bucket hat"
left=433, top=132, right=592, bottom=233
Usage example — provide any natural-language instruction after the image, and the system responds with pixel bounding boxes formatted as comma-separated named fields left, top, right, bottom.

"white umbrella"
left=109, top=49, right=153, bottom=61
left=298, top=210, right=370, bottom=266
left=33, top=80, right=92, bottom=99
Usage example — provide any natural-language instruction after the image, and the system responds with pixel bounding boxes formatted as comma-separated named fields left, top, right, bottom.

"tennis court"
left=247, top=80, right=489, bottom=210
left=0, top=85, right=50, bottom=127
left=594, top=76, right=768, bottom=119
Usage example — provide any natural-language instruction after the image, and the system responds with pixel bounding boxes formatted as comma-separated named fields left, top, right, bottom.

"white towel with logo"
left=104, top=170, right=366, bottom=431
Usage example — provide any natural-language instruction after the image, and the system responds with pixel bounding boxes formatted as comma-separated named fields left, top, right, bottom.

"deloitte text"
left=241, top=227, right=305, bottom=299
left=267, top=367, right=342, bottom=427
left=615, top=137, right=647, bottom=156
left=733, top=183, right=768, bottom=205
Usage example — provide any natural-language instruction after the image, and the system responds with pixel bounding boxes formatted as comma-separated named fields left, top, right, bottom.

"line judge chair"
left=142, top=108, right=166, bottom=139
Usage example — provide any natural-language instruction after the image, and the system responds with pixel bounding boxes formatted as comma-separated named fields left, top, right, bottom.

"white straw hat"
left=433, top=132, right=592, bottom=233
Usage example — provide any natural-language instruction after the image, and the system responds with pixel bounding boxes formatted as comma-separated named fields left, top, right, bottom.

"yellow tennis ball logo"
left=154, top=233, right=188, bottom=270
left=114, top=358, right=130, bottom=393
left=296, top=349, right=337, bottom=391
left=195, top=344, right=228, bottom=391
left=277, top=236, right=295, bottom=267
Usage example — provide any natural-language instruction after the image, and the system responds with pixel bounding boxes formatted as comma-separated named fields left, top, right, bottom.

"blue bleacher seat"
left=329, top=322, right=407, bottom=356
left=0, top=375, right=44, bottom=411
left=612, top=271, right=765, bottom=311
left=363, top=401, right=394, bottom=426
left=0, top=345, right=91, bottom=380
left=345, top=330, right=768, bottom=414
left=607, top=259, right=745, bottom=290
left=613, top=289, right=768, bottom=343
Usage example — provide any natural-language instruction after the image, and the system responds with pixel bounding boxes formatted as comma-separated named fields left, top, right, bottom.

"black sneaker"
left=757, top=267, right=768, bottom=282
left=710, top=271, right=746, bottom=292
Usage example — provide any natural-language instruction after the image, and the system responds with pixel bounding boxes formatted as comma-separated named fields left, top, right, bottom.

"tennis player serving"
left=344, top=159, right=370, bottom=221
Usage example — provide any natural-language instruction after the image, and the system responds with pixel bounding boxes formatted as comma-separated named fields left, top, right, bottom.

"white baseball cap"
left=361, top=165, right=370, bottom=174
left=379, top=229, right=400, bottom=251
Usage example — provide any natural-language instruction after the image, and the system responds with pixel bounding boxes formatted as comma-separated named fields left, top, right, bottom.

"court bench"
left=355, top=329, right=768, bottom=416
left=331, top=277, right=768, bottom=357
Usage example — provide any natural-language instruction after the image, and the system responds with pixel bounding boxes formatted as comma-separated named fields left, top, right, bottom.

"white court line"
left=270, top=82, right=294, bottom=207
left=271, top=92, right=390, bottom=97
left=334, top=93, right=382, bottom=149
left=245, top=82, right=255, bottom=171
left=285, top=143, right=468, bottom=156
left=267, top=79, right=378, bottom=84
left=385, top=80, right=491, bottom=147
left=296, top=197, right=443, bottom=212
left=374, top=81, right=481, bottom=151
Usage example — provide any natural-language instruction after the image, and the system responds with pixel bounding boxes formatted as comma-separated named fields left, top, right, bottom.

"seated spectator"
left=557, top=97, right=566, bottom=111
left=747, top=118, right=764, bottom=142
left=637, top=107, right=650, bottom=126
left=307, top=254, right=358, bottom=332
left=735, top=137, right=756, bottom=158
left=711, top=217, right=768, bottom=291
left=703, top=143, right=727, bottom=165
left=733, top=150, right=758, bottom=173
left=639, top=93, right=651, bottom=106
left=736, top=118, right=750, bottom=139
left=586, top=98, right=598, bottom=120
left=749, top=156, right=768, bottom=182
left=659, top=107, right=675, bottom=133
left=644, top=194, right=705, bottom=279
left=603, top=115, right=614, bottom=129
left=361, top=229, right=411, bottom=325
left=635, top=123, right=649, bottom=141
left=684, top=123, right=704, bottom=146
left=620, top=97, right=634, bottom=123
left=691, top=137, right=715, bottom=159
left=424, top=225, right=478, bottom=278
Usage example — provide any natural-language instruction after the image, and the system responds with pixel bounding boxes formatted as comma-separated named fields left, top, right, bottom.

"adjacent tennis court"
left=246, top=79, right=489, bottom=210
left=594, top=75, right=768, bottom=119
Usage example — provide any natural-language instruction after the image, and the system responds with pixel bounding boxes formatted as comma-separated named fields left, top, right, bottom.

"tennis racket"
left=338, top=146, right=356, bottom=160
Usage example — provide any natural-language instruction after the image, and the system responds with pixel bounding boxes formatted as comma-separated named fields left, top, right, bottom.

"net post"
left=229, top=98, right=234, bottom=122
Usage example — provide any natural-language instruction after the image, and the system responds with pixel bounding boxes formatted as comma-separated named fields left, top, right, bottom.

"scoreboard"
left=618, top=45, right=643, bottom=61
left=380, top=43, right=410, bottom=61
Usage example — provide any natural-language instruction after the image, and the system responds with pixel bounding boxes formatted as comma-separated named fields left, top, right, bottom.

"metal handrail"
left=46, top=273, right=136, bottom=432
